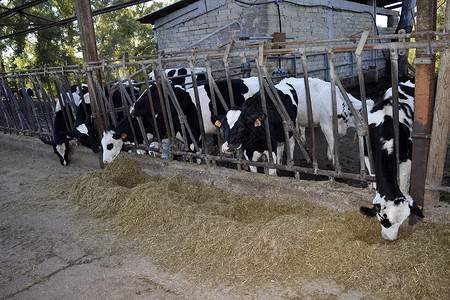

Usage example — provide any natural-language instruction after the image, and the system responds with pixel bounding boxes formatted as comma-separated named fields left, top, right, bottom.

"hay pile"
left=70, top=158, right=449, bottom=299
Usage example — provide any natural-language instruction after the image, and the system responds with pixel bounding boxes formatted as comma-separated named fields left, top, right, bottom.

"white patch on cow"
left=55, top=100, right=61, bottom=112
left=56, top=143, right=67, bottom=166
left=226, top=110, right=241, bottom=129
left=83, top=93, right=90, bottom=104
left=368, top=106, right=391, bottom=127
left=399, top=159, right=412, bottom=194
left=276, top=79, right=297, bottom=106
left=381, top=138, right=394, bottom=155
left=76, top=123, right=89, bottom=135
left=373, top=192, right=413, bottom=241
left=188, top=86, right=215, bottom=135
left=72, top=93, right=81, bottom=107
left=221, top=141, right=231, bottom=154
left=241, top=77, right=261, bottom=99
left=101, top=131, right=123, bottom=164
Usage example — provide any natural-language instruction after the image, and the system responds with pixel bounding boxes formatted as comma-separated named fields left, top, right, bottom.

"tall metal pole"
left=409, top=0, right=437, bottom=225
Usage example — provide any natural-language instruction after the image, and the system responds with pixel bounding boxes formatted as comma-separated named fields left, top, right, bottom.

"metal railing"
left=1, top=28, right=448, bottom=190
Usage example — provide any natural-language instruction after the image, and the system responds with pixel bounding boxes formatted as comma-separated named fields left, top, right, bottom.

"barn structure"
left=137, top=0, right=401, bottom=85
left=0, top=0, right=448, bottom=218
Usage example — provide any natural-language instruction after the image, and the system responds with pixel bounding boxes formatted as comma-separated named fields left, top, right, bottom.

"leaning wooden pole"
left=409, top=0, right=437, bottom=225
left=424, top=2, right=450, bottom=203
left=74, top=0, right=103, bottom=137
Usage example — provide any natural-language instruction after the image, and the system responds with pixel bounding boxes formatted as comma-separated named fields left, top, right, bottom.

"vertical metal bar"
left=18, top=78, right=36, bottom=134
left=155, top=62, right=176, bottom=153
left=18, top=80, right=40, bottom=135
left=86, top=71, right=105, bottom=135
left=327, top=51, right=341, bottom=174
left=356, top=54, right=374, bottom=176
left=256, top=44, right=274, bottom=175
left=188, top=58, right=207, bottom=156
left=36, top=75, right=55, bottom=133
left=30, top=74, right=51, bottom=135
left=223, top=41, right=235, bottom=107
left=389, top=45, right=401, bottom=184
left=300, top=49, right=318, bottom=172
left=140, top=63, right=162, bottom=146
left=52, top=75, right=73, bottom=131
left=112, top=67, right=139, bottom=147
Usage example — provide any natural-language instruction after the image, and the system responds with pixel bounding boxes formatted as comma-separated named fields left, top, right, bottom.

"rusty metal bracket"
left=414, top=56, right=433, bottom=65
left=411, top=133, right=431, bottom=139
left=398, top=29, right=407, bottom=56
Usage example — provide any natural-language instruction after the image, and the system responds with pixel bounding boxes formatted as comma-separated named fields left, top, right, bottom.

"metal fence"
left=1, top=28, right=448, bottom=189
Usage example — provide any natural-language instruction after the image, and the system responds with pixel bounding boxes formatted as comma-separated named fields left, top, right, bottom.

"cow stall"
left=1, top=28, right=448, bottom=199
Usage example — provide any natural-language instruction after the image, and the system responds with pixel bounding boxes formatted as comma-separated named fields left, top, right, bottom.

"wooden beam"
left=424, top=2, right=450, bottom=203
left=74, top=0, right=104, bottom=142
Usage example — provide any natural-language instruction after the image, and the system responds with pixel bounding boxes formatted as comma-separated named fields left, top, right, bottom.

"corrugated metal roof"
left=136, top=0, right=199, bottom=24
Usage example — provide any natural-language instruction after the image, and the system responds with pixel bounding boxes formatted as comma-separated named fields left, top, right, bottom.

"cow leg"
left=321, top=125, right=335, bottom=166
left=265, top=150, right=278, bottom=176
left=398, top=159, right=412, bottom=194
left=244, top=150, right=260, bottom=173
left=276, top=143, right=284, bottom=164
left=300, top=126, right=307, bottom=144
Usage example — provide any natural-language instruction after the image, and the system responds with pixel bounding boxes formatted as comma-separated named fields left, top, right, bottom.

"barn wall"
left=151, top=0, right=398, bottom=84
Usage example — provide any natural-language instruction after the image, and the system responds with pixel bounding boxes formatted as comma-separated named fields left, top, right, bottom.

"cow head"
left=360, top=193, right=424, bottom=240
left=67, top=123, right=101, bottom=153
left=101, top=128, right=126, bottom=164
left=213, top=108, right=265, bottom=154
left=40, top=136, right=71, bottom=166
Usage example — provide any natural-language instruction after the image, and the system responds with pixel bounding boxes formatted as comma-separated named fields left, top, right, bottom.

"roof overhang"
left=136, top=0, right=199, bottom=24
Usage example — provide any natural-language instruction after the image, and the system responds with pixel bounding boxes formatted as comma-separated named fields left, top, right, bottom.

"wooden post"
left=74, top=0, right=103, bottom=137
left=424, top=2, right=450, bottom=203
left=409, top=0, right=437, bottom=225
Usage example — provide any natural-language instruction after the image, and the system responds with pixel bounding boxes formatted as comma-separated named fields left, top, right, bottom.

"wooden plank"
left=425, top=2, right=450, bottom=203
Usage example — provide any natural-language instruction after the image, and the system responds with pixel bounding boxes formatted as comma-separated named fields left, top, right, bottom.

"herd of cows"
left=37, top=68, right=423, bottom=240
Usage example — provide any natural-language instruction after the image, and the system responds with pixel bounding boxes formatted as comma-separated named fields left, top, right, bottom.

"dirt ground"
left=1, top=143, right=449, bottom=300
left=0, top=146, right=364, bottom=299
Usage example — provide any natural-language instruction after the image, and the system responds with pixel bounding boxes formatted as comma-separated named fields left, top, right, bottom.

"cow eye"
left=107, top=144, right=114, bottom=150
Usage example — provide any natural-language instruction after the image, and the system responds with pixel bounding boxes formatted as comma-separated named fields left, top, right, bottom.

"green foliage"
left=408, top=0, right=447, bottom=73
left=1, top=0, right=173, bottom=71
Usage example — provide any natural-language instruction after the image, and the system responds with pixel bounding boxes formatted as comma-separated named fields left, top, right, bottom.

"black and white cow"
left=360, top=81, right=423, bottom=240
left=40, top=81, right=139, bottom=166
left=212, top=78, right=299, bottom=175
left=285, top=77, right=373, bottom=165
left=101, top=77, right=260, bottom=164
left=101, top=114, right=154, bottom=164
left=149, top=67, right=207, bottom=88
left=12, top=87, right=35, bottom=99
left=66, top=92, right=100, bottom=153
left=40, top=86, right=87, bottom=166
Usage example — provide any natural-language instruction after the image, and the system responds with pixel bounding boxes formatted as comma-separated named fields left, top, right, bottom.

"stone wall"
left=151, top=0, right=399, bottom=84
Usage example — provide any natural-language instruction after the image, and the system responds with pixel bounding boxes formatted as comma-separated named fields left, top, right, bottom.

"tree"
left=0, top=0, right=173, bottom=71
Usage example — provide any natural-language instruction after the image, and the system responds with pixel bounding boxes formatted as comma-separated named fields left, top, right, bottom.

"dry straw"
left=70, top=158, right=449, bottom=299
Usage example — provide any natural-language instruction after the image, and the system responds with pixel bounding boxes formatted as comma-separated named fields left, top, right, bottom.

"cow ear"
left=211, top=115, right=223, bottom=128
left=360, top=204, right=380, bottom=217
left=410, top=202, right=424, bottom=218
left=254, top=113, right=266, bottom=127
left=121, top=133, right=127, bottom=140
